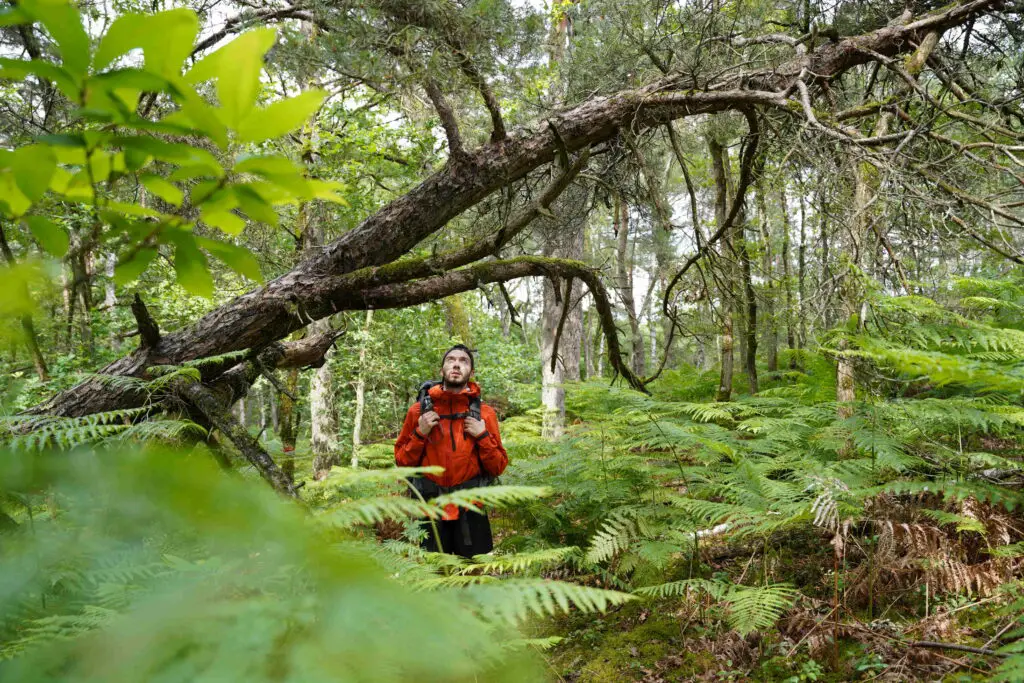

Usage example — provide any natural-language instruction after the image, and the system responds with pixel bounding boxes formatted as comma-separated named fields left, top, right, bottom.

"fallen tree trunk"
left=27, top=0, right=999, bottom=419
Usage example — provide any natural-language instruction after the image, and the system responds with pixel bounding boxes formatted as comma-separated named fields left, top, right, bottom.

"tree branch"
left=30, top=0, right=998, bottom=418
left=131, top=293, right=161, bottom=350
left=340, top=257, right=644, bottom=391
left=191, top=6, right=317, bottom=55
left=663, top=108, right=761, bottom=319
left=377, top=0, right=506, bottom=141
left=174, top=378, right=298, bottom=497
left=424, top=78, right=466, bottom=159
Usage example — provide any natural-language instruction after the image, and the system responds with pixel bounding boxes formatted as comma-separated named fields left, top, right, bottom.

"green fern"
left=635, top=579, right=798, bottom=635
left=462, top=578, right=635, bottom=624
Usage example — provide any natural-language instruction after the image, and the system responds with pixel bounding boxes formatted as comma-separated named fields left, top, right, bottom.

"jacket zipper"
left=449, top=395, right=457, bottom=452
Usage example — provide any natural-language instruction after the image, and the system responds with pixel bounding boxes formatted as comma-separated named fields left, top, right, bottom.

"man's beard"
left=442, top=372, right=468, bottom=391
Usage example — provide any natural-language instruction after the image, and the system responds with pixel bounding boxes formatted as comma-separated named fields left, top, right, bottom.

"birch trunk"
left=350, top=309, right=373, bottom=468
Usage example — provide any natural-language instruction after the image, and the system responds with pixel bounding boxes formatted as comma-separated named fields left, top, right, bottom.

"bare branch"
left=424, top=78, right=466, bottom=159
left=191, top=6, right=317, bottom=55
left=131, top=293, right=161, bottom=350
left=663, top=108, right=761, bottom=319
left=343, top=257, right=644, bottom=391
left=377, top=0, right=506, bottom=141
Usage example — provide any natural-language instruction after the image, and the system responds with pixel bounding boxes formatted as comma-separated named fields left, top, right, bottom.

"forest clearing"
left=1, top=0, right=1023, bottom=680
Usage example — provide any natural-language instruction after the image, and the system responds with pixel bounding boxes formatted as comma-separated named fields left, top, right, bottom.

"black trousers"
left=421, top=510, right=494, bottom=557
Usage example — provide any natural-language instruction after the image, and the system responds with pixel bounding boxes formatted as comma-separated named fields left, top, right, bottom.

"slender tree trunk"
left=350, top=309, right=373, bottom=468
left=837, top=31, right=941, bottom=418
left=614, top=196, right=645, bottom=378
left=61, top=265, right=73, bottom=349
left=494, top=285, right=512, bottom=338
left=309, top=351, right=337, bottom=474
left=104, top=252, right=120, bottom=353
left=269, top=385, right=279, bottom=433
left=779, top=185, right=797, bottom=361
left=67, top=233, right=94, bottom=359
left=710, top=140, right=734, bottom=402
left=757, top=187, right=778, bottom=373
left=741, top=219, right=758, bottom=394
left=0, top=224, right=49, bottom=381
left=260, top=382, right=269, bottom=435
left=583, top=306, right=595, bottom=379
left=819, top=186, right=833, bottom=329
left=540, top=173, right=586, bottom=438
left=797, top=172, right=808, bottom=349
left=278, top=367, right=300, bottom=478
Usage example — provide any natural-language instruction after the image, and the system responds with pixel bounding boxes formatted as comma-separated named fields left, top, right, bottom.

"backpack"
left=408, top=380, right=496, bottom=500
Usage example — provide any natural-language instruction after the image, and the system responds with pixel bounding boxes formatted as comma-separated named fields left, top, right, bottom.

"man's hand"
left=464, top=416, right=486, bottom=438
left=417, top=410, right=440, bottom=437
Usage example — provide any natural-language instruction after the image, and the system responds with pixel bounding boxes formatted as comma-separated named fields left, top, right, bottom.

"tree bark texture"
left=756, top=188, right=778, bottom=373
left=710, top=140, right=734, bottom=403
left=741, top=222, right=758, bottom=394
left=837, top=30, right=941, bottom=417
left=278, top=367, right=300, bottom=479
left=541, top=184, right=586, bottom=439
left=614, top=196, right=646, bottom=378
left=0, top=224, right=49, bottom=381
left=350, top=309, right=374, bottom=468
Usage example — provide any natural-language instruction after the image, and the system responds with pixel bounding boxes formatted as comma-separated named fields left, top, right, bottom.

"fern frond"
left=462, top=579, right=635, bottom=624
left=433, top=486, right=552, bottom=512
left=726, top=583, right=799, bottom=635
left=585, top=515, right=639, bottom=564
left=463, top=547, right=581, bottom=575
left=635, top=580, right=797, bottom=635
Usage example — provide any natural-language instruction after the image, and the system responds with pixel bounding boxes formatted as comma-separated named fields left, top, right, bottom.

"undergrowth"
left=2, top=279, right=1022, bottom=681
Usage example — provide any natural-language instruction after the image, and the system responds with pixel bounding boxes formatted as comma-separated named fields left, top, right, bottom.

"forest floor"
left=283, top=364, right=1024, bottom=682
left=536, top=567, right=1006, bottom=682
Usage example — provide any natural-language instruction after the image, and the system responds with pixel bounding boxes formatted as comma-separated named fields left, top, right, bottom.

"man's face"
left=441, top=350, right=473, bottom=388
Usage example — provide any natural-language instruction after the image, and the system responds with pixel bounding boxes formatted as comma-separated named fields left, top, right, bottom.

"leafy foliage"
left=0, top=447, right=634, bottom=681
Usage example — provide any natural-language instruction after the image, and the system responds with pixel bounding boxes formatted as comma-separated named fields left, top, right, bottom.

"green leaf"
left=233, top=155, right=303, bottom=177
left=114, top=248, right=158, bottom=285
left=37, top=133, right=86, bottom=148
left=169, top=164, right=222, bottom=183
left=236, top=89, right=326, bottom=143
left=0, top=172, right=31, bottom=216
left=168, top=232, right=213, bottom=297
left=185, top=28, right=277, bottom=129
left=88, top=151, right=112, bottom=184
left=140, top=174, right=183, bottom=207
left=93, top=9, right=199, bottom=77
left=233, top=185, right=279, bottom=226
left=23, top=216, right=68, bottom=257
left=233, top=155, right=311, bottom=197
left=20, top=0, right=90, bottom=80
left=59, top=171, right=94, bottom=201
left=197, top=237, right=263, bottom=283
left=166, top=89, right=228, bottom=148
left=11, top=145, right=56, bottom=202
left=0, top=57, right=79, bottom=100
left=0, top=6, right=31, bottom=26
left=91, top=69, right=179, bottom=102
left=305, top=179, right=348, bottom=205
left=113, top=136, right=223, bottom=174
left=102, top=201, right=161, bottom=218
left=201, top=210, right=245, bottom=236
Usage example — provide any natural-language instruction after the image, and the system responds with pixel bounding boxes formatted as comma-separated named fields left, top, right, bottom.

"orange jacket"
left=394, top=382, right=508, bottom=489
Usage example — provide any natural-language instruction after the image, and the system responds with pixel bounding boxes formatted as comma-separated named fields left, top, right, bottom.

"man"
left=394, top=344, right=508, bottom=557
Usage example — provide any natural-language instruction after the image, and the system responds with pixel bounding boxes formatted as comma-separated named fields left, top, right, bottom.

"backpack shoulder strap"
left=468, top=394, right=481, bottom=421
left=417, top=380, right=443, bottom=414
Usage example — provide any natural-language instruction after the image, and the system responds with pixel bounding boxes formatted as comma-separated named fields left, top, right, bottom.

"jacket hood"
left=428, top=381, right=481, bottom=400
